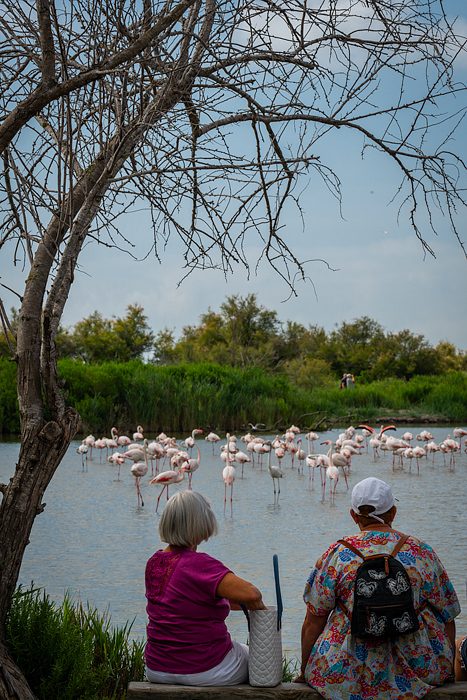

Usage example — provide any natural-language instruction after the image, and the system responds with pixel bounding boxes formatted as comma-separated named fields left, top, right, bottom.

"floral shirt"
left=303, top=531, right=460, bottom=700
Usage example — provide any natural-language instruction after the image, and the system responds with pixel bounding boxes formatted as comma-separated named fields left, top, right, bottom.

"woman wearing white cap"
left=295, top=477, right=460, bottom=699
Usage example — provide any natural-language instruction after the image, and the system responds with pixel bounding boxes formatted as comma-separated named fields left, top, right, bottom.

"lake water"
left=1, top=426, right=466, bottom=660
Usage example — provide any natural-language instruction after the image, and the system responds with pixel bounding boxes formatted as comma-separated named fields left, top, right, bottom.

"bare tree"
left=0, top=0, right=466, bottom=696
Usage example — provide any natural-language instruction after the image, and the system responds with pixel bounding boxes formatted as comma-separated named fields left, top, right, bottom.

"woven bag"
left=242, top=554, right=283, bottom=687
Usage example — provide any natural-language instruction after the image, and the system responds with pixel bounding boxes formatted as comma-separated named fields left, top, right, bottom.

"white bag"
left=242, top=555, right=283, bottom=687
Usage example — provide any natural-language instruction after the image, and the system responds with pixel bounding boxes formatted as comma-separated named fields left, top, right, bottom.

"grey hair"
left=158, top=491, right=219, bottom=548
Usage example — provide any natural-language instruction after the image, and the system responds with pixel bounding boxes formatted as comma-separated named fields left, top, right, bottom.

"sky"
left=2, top=1, right=467, bottom=352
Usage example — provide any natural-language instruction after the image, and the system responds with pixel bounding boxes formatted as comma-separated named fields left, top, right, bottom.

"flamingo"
left=183, top=429, right=203, bottom=488
left=426, top=441, right=439, bottom=463
left=264, top=440, right=284, bottom=500
left=84, top=434, right=95, bottom=458
left=133, top=425, right=144, bottom=442
left=76, top=441, right=88, bottom=470
left=321, top=440, right=349, bottom=489
left=117, top=433, right=132, bottom=448
left=183, top=428, right=203, bottom=455
left=205, top=432, right=221, bottom=454
left=286, top=440, right=299, bottom=468
left=296, top=439, right=306, bottom=474
left=122, top=439, right=148, bottom=463
left=253, top=440, right=269, bottom=469
left=326, top=465, right=339, bottom=504
left=150, top=467, right=185, bottom=513
left=412, top=445, right=426, bottom=473
left=453, top=427, right=467, bottom=447
left=109, top=451, right=125, bottom=480
left=131, top=461, right=148, bottom=506
left=231, top=450, right=250, bottom=477
left=107, top=427, right=119, bottom=450
left=222, top=434, right=236, bottom=514
left=305, top=432, right=319, bottom=450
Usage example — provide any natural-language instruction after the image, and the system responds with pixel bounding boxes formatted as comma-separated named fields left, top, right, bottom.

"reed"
left=1, top=358, right=466, bottom=434
left=6, top=585, right=145, bottom=700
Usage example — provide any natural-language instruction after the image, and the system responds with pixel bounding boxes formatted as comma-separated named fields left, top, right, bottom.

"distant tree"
left=153, top=328, right=180, bottom=365
left=434, top=341, right=467, bottom=373
left=71, top=311, right=116, bottom=363
left=112, top=304, right=154, bottom=361
left=220, top=294, right=280, bottom=368
left=367, top=329, right=439, bottom=380
left=56, top=305, right=154, bottom=363
left=284, top=356, right=335, bottom=391
left=321, top=317, right=386, bottom=377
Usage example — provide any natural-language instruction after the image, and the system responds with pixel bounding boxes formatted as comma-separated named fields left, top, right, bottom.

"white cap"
left=351, top=477, right=395, bottom=524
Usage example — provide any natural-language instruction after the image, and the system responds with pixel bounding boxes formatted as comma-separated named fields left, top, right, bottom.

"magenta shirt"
left=145, top=549, right=233, bottom=673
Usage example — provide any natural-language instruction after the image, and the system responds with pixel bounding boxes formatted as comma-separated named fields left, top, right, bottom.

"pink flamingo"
left=222, top=433, right=236, bottom=514
left=131, top=445, right=148, bottom=506
left=183, top=429, right=203, bottom=488
left=326, top=465, right=339, bottom=504
left=264, top=440, right=284, bottom=501
left=305, top=432, right=319, bottom=451
left=286, top=440, right=298, bottom=468
left=296, top=439, right=306, bottom=475
left=109, top=451, right=125, bottom=480
left=150, top=468, right=185, bottom=513
left=133, top=425, right=144, bottom=442
left=205, top=431, right=221, bottom=454
left=231, top=450, right=250, bottom=477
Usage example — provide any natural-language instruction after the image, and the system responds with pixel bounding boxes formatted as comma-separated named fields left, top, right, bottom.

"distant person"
left=144, top=490, right=266, bottom=686
left=339, top=375, right=347, bottom=390
left=345, top=373, right=355, bottom=389
left=294, top=477, right=459, bottom=699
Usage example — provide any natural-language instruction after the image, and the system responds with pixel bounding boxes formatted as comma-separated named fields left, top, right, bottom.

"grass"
left=1, top=357, right=466, bottom=435
left=6, top=585, right=145, bottom=700
left=282, top=655, right=300, bottom=682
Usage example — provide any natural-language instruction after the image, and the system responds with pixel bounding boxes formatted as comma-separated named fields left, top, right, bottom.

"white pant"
left=145, top=640, right=249, bottom=686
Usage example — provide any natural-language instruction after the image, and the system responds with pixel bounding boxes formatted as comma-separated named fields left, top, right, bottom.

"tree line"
left=2, top=295, right=464, bottom=387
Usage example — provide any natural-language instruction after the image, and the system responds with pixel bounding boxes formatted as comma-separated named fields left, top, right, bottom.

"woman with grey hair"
left=145, top=490, right=265, bottom=686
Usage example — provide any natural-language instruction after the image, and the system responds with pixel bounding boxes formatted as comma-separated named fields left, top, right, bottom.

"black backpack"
left=337, top=534, right=421, bottom=639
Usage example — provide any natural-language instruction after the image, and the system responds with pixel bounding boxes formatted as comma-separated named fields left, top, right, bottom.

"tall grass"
left=1, top=357, right=466, bottom=434
left=6, top=585, right=145, bottom=700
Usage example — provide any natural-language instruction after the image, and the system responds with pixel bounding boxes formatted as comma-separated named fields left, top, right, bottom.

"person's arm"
left=294, top=607, right=330, bottom=683
left=216, top=572, right=266, bottom=610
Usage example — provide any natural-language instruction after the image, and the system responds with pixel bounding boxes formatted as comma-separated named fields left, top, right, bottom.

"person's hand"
left=293, top=672, right=306, bottom=683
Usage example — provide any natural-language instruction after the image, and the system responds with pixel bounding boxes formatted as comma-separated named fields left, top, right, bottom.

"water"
left=1, top=427, right=466, bottom=660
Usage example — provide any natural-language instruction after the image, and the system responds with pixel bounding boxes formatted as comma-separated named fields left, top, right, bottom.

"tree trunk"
left=0, top=389, right=80, bottom=699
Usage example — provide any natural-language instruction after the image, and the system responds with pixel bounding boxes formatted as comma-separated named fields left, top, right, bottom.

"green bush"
left=6, top=585, right=145, bottom=700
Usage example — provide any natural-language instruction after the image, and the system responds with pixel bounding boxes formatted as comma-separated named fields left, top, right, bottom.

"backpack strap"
left=390, top=533, right=410, bottom=557
left=337, top=538, right=365, bottom=559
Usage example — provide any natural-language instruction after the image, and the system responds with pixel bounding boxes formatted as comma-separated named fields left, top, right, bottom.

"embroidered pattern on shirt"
left=146, top=550, right=184, bottom=601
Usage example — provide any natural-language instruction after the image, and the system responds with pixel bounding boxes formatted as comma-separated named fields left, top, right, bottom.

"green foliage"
left=282, top=656, right=300, bottom=682
left=0, top=357, right=20, bottom=433
left=6, top=585, right=145, bottom=700
left=56, top=305, right=154, bottom=363
left=1, top=358, right=467, bottom=434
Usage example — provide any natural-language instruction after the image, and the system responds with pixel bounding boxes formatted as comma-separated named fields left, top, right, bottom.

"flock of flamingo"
left=76, top=423, right=467, bottom=510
